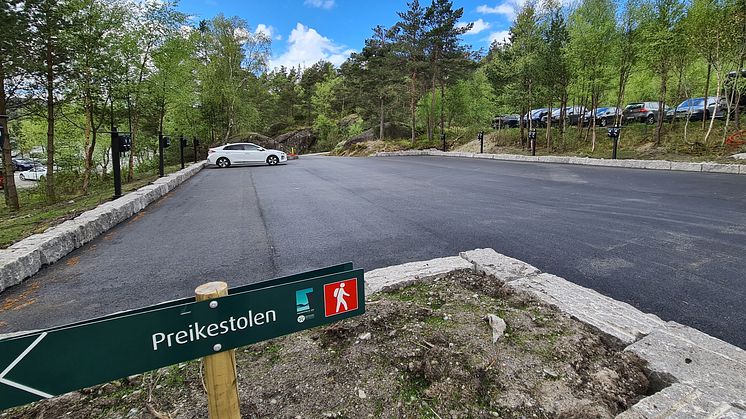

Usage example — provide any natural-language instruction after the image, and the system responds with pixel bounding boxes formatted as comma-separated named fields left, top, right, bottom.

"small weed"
left=397, top=373, right=429, bottom=403
left=264, top=342, right=282, bottom=364
left=424, top=315, right=447, bottom=328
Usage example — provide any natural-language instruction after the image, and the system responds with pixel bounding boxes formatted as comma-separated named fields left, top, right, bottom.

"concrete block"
left=618, top=384, right=746, bottom=419
left=701, top=162, right=740, bottom=174
left=510, top=155, right=540, bottom=162
left=670, top=161, right=703, bottom=172
left=741, top=165, right=746, bottom=175
left=0, top=245, right=42, bottom=292
left=365, top=256, right=473, bottom=295
left=620, top=159, right=646, bottom=169
left=568, top=157, right=592, bottom=166
left=583, top=158, right=609, bottom=166
left=459, top=248, right=540, bottom=282
left=509, top=273, right=667, bottom=346
left=33, top=226, right=77, bottom=265
left=625, top=322, right=746, bottom=401
left=538, top=156, right=571, bottom=164
left=640, top=160, right=672, bottom=170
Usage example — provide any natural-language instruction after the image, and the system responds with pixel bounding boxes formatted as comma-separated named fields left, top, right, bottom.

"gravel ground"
left=1, top=270, right=649, bottom=419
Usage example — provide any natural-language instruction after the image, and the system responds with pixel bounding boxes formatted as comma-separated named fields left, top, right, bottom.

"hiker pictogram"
left=324, top=278, right=359, bottom=317
left=334, top=283, right=350, bottom=312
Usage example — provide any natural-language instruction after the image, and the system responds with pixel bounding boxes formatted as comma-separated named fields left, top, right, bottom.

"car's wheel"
left=267, top=155, right=279, bottom=166
left=216, top=157, right=230, bottom=168
left=646, top=114, right=655, bottom=125
left=19, top=174, right=25, bottom=181
left=600, top=117, right=608, bottom=127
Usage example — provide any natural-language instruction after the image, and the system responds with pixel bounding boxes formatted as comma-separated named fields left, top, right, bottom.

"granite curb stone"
left=364, top=256, right=472, bottom=295
left=617, top=384, right=746, bottom=419
left=0, top=161, right=207, bottom=292
left=507, top=273, right=667, bottom=346
left=374, top=150, right=746, bottom=175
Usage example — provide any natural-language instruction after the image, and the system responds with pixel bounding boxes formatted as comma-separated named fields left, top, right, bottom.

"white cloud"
left=255, top=24, right=282, bottom=41
left=477, top=0, right=575, bottom=21
left=304, top=0, right=334, bottom=9
left=234, top=27, right=249, bottom=43
left=270, top=23, right=354, bottom=70
left=487, top=30, right=511, bottom=45
left=457, top=18, right=491, bottom=35
left=476, top=3, right=517, bottom=17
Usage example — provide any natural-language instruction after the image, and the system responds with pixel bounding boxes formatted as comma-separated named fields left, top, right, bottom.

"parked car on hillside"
left=524, top=108, right=550, bottom=128
left=19, top=166, right=47, bottom=181
left=666, top=96, right=729, bottom=121
left=543, top=106, right=587, bottom=126
left=12, top=158, right=34, bottom=171
left=584, top=107, right=622, bottom=127
left=492, top=114, right=520, bottom=128
left=207, top=143, right=287, bottom=168
left=622, top=102, right=670, bottom=125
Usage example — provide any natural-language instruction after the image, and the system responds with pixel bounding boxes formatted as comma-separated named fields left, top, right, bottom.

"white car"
left=207, top=143, right=287, bottom=168
left=19, top=166, right=47, bottom=181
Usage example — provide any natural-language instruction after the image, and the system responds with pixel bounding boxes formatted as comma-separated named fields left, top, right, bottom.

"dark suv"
left=623, top=102, right=669, bottom=125
left=12, top=158, right=34, bottom=171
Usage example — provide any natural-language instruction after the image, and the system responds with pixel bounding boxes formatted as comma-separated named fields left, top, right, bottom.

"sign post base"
left=196, top=282, right=241, bottom=419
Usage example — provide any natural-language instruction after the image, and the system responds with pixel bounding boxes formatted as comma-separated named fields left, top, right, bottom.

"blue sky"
left=177, top=0, right=521, bottom=69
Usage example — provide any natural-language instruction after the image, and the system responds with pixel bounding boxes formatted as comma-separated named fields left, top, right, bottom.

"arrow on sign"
left=0, top=332, right=53, bottom=399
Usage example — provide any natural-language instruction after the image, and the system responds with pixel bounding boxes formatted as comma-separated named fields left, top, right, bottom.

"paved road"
left=1, top=156, right=745, bottom=348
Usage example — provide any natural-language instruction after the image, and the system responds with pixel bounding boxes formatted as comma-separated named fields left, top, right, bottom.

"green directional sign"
left=0, top=267, right=365, bottom=411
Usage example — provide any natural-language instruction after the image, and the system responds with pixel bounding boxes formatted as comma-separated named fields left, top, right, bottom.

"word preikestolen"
left=0, top=264, right=365, bottom=411
left=151, top=310, right=277, bottom=350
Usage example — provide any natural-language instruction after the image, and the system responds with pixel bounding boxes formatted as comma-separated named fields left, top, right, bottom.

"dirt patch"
left=0, top=282, right=40, bottom=312
left=2, top=270, right=649, bottom=418
left=66, top=256, right=81, bottom=267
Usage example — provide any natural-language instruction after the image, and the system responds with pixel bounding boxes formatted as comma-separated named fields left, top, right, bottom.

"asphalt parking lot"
left=1, top=155, right=745, bottom=348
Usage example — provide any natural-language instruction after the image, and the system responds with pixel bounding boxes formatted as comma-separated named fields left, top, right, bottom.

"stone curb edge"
left=365, top=248, right=746, bottom=418
left=374, top=150, right=746, bottom=175
left=0, top=161, right=208, bottom=293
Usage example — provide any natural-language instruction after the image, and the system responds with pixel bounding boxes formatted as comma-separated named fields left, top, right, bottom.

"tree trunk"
left=429, top=67, right=436, bottom=142
left=591, top=88, right=598, bottom=152
left=82, top=89, right=94, bottom=194
left=703, top=59, right=711, bottom=129
left=410, top=71, right=417, bottom=143
left=45, top=33, right=56, bottom=203
left=560, top=93, right=568, bottom=146
left=128, top=111, right=137, bottom=181
left=615, top=63, right=630, bottom=127
left=654, top=69, right=668, bottom=146
left=704, top=69, right=722, bottom=144
left=721, top=75, right=735, bottom=145
left=0, top=70, right=19, bottom=210
left=379, top=95, right=385, bottom=140
left=546, top=99, right=552, bottom=150
left=734, top=55, right=744, bottom=130
left=440, top=79, right=445, bottom=139
left=128, top=42, right=153, bottom=181
left=519, top=108, right=525, bottom=148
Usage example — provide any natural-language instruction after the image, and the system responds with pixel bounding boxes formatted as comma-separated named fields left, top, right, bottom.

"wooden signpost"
left=0, top=264, right=366, bottom=417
